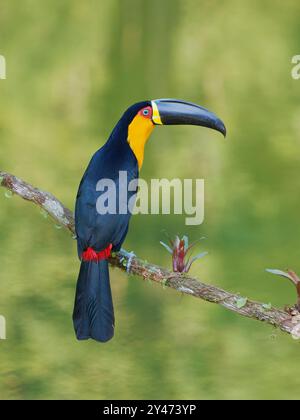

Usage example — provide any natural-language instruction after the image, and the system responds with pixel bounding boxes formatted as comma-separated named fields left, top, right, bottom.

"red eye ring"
left=138, top=106, right=153, bottom=119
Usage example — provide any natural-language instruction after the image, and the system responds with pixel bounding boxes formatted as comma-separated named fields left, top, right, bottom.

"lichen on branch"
left=1, top=169, right=299, bottom=339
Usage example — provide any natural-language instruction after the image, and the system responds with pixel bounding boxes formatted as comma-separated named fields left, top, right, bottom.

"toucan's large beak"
left=151, top=98, right=226, bottom=137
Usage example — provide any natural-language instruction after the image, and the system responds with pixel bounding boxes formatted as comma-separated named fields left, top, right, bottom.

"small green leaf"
left=266, top=268, right=291, bottom=279
left=0, top=176, right=4, bottom=184
left=160, top=241, right=173, bottom=254
left=185, top=251, right=208, bottom=272
left=174, top=236, right=180, bottom=248
left=266, top=268, right=300, bottom=284
left=182, top=235, right=189, bottom=251
left=54, top=224, right=62, bottom=230
left=236, top=297, right=248, bottom=309
left=192, top=251, right=208, bottom=261
left=111, top=252, right=116, bottom=258
left=4, top=190, right=13, bottom=198
left=262, top=303, right=272, bottom=311
left=162, top=279, right=168, bottom=289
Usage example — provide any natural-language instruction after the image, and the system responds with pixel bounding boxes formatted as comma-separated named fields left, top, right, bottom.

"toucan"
left=73, top=99, right=226, bottom=342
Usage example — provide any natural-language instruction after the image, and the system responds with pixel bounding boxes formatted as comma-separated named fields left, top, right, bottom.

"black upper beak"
left=151, top=98, right=226, bottom=137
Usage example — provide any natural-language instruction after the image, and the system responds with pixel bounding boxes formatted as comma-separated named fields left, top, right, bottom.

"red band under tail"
left=82, top=244, right=113, bottom=262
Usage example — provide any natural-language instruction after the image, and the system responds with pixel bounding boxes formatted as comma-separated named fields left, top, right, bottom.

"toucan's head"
left=124, top=99, right=226, bottom=169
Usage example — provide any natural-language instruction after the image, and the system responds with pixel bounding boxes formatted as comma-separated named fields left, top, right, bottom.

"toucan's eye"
left=138, top=106, right=152, bottom=119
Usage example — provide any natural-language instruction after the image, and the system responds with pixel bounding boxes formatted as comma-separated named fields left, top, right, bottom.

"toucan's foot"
left=126, top=251, right=135, bottom=272
left=121, top=249, right=136, bottom=272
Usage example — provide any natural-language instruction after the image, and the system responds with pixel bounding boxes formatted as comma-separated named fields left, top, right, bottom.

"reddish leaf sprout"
left=160, top=235, right=207, bottom=273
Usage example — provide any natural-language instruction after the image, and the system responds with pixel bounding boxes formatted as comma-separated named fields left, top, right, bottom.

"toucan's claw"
left=121, top=249, right=136, bottom=272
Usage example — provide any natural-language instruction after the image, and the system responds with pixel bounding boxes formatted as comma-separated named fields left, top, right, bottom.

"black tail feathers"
left=73, top=259, right=115, bottom=342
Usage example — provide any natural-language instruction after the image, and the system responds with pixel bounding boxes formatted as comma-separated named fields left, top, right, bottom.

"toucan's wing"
left=75, top=149, right=139, bottom=257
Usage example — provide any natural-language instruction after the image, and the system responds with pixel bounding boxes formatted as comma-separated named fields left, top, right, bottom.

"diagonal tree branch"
left=1, top=169, right=299, bottom=339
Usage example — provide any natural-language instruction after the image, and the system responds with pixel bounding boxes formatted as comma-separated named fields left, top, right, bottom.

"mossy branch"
left=1, top=170, right=300, bottom=339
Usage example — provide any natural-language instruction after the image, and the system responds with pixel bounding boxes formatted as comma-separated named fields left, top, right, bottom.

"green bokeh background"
left=1, top=0, right=300, bottom=400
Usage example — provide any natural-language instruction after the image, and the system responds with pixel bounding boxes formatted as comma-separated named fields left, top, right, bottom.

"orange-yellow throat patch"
left=128, top=114, right=154, bottom=169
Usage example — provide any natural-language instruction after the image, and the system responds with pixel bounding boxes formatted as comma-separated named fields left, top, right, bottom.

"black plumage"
left=73, top=99, right=226, bottom=343
left=73, top=102, right=149, bottom=342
